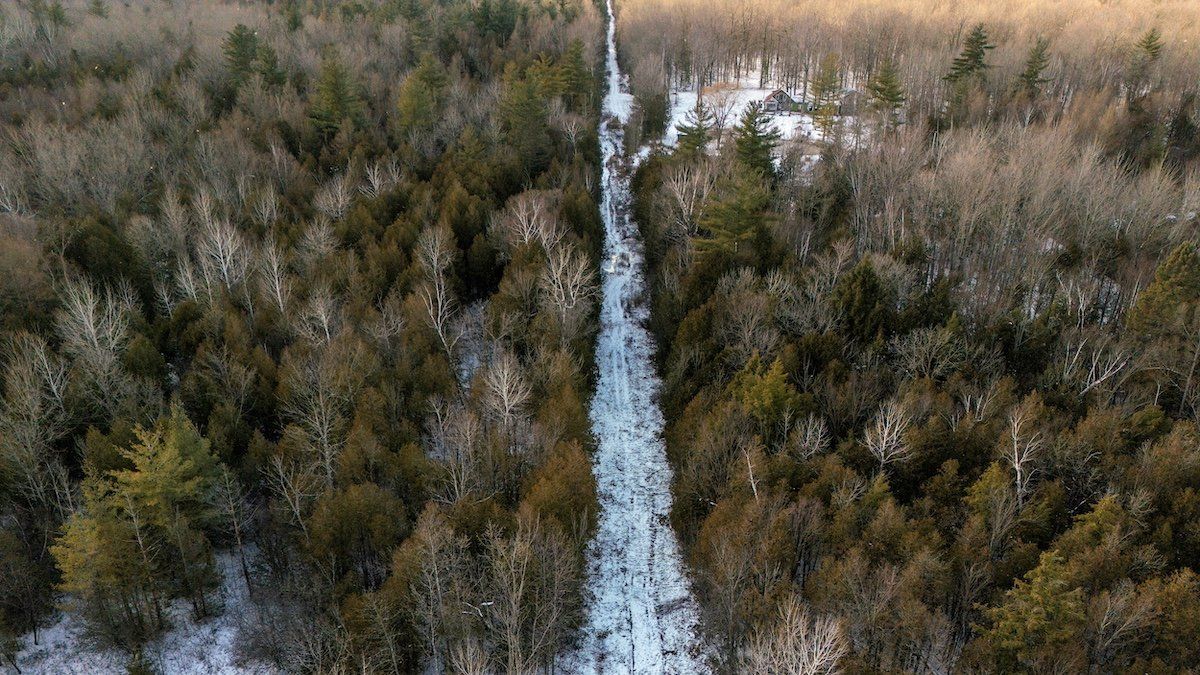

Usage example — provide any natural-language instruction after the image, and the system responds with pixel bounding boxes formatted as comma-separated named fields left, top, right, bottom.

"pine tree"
left=834, top=259, right=893, bottom=343
left=396, top=79, right=438, bottom=137
left=675, top=98, right=715, bottom=156
left=695, top=168, right=771, bottom=258
left=223, top=24, right=260, bottom=86
left=867, top=58, right=906, bottom=128
left=87, top=0, right=108, bottom=18
left=1137, top=27, right=1164, bottom=63
left=733, top=355, right=801, bottom=433
left=980, top=550, right=1086, bottom=671
left=945, top=23, right=994, bottom=83
left=53, top=408, right=223, bottom=643
left=560, top=40, right=591, bottom=111
left=1128, top=242, right=1200, bottom=338
left=733, top=101, right=782, bottom=178
left=1017, top=37, right=1052, bottom=97
left=499, top=66, right=552, bottom=175
left=309, top=51, right=364, bottom=135
left=811, top=53, right=843, bottom=138
left=255, top=43, right=286, bottom=89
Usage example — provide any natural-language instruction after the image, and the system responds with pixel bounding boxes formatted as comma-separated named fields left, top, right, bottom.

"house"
left=763, top=89, right=799, bottom=114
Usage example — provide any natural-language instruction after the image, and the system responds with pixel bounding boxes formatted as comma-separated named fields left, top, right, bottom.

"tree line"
left=0, top=0, right=609, bottom=671
left=629, top=4, right=1200, bottom=672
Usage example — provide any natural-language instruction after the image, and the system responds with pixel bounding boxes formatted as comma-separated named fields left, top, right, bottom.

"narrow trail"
left=560, top=0, right=709, bottom=671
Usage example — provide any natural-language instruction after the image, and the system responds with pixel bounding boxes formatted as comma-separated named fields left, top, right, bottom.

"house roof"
left=764, top=89, right=795, bottom=102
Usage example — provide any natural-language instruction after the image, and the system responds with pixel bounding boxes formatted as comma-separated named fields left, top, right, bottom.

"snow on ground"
left=559, top=0, right=710, bottom=672
left=662, top=85, right=819, bottom=149
left=11, top=552, right=276, bottom=675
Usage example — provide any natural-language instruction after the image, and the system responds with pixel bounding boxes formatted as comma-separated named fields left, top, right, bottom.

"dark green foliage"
left=834, top=259, right=892, bottom=343
left=945, top=23, right=994, bottom=83
left=868, top=58, right=906, bottom=127
left=695, top=167, right=771, bottom=258
left=1137, top=27, right=1164, bottom=63
left=811, top=53, right=842, bottom=136
left=1017, top=37, right=1052, bottom=97
left=675, top=98, right=714, bottom=155
left=733, top=101, right=781, bottom=178
left=308, top=51, right=364, bottom=135
left=223, top=24, right=259, bottom=85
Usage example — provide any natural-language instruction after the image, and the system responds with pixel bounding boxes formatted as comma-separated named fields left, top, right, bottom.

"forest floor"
left=558, top=0, right=710, bottom=672
left=11, top=553, right=275, bottom=675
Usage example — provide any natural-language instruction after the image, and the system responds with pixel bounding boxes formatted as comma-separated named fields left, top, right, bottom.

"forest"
left=0, top=0, right=605, bottom=671
left=2, top=0, right=1200, bottom=672
left=626, top=0, right=1200, bottom=671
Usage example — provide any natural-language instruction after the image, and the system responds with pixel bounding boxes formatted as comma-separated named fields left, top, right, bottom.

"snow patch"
left=12, top=552, right=276, bottom=675
left=559, top=0, right=710, bottom=671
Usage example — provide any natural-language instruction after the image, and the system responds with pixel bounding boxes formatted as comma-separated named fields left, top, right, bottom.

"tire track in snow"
left=559, top=0, right=709, bottom=671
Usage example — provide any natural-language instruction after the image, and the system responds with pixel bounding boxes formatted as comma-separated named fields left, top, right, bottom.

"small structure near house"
left=837, top=89, right=868, bottom=116
left=763, top=89, right=799, bottom=114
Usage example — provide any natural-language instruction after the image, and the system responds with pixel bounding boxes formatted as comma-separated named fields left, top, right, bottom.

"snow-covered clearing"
left=663, top=85, right=818, bottom=148
left=662, top=72, right=872, bottom=163
left=559, top=0, right=709, bottom=672
left=11, top=552, right=275, bottom=675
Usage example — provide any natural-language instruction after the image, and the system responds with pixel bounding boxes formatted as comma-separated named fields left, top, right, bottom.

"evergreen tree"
left=867, top=58, right=906, bottom=128
left=811, top=53, right=843, bottom=138
left=499, top=66, right=552, bottom=175
left=309, top=51, right=364, bottom=135
left=223, top=24, right=260, bottom=86
left=695, top=168, right=771, bottom=258
left=834, top=259, right=893, bottom=343
left=255, top=43, right=286, bottom=88
left=1128, top=241, right=1200, bottom=338
left=733, top=101, right=782, bottom=178
left=87, top=0, right=108, bottom=18
left=945, top=23, right=994, bottom=83
left=530, top=53, right=567, bottom=100
left=979, top=550, right=1086, bottom=671
left=52, top=409, right=222, bottom=644
left=733, top=354, right=802, bottom=433
left=1017, top=37, right=1052, bottom=97
left=675, top=98, right=715, bottom=156
left=1137, top=27, right=1164, bottom=63
left=560, top=40, right=591, bottom=111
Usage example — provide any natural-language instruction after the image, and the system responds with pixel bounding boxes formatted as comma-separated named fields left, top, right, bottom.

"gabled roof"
left=764, top=89, right=796, bottom=102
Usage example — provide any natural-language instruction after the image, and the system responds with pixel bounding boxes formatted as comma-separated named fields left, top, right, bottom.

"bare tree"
left=257, top=239, right=293, bottom=317
left=493, top=190, right=564, bottom=255
left=1059, top=329, right=1130, bottom=399
left=787, top=414, right=831, bottom=460
left=0, top=332, right=73, bottom=518
left=193, top=199, right=252, bottom=299
left=279, top=336, right=374, bottom=489
left=209, top=466, right=255, bottom=594
left=662, top=158, right=717, bottom=241
left=740, top=595, right=848, bottom=674
left=891, top=325, right=967, bottom=380
left=1086, top=580, right=1155, bottom=667
left=416, top=226, right=463, bottom=359
left=482, top=518, right=578, bottom=673
left=864, top=400, right=912, bottom=472
left=538, top=242, right=598, bottom=347
left=1004, top=396, right=1045, bottom=508
left=55, top=275, right=136, bottom=418
left=480, top=349, right=532, bottom=432
left=262, top=453, right=320, bottom=542
left=360, top=158, right=402, bottom=200
left=314, top=172, right=354, bottom=220
left=425, top=397, right=487, bottom=504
